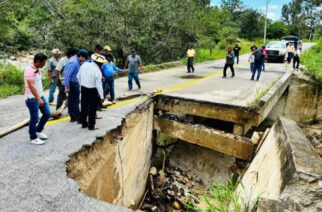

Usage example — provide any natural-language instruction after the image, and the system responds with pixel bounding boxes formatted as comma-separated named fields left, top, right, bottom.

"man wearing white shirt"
left=77, top=53, right=107, bottom=130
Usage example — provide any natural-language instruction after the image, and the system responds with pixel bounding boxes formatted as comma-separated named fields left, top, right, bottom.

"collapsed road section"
left=1, top=68, right=322, bottom=211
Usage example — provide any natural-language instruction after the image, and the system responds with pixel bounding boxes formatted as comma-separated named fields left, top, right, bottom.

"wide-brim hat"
left=91, top=53, right=107, bottom=64
left=103, top=46, right=111, bottom=51
left=52, top=48, right=61, bottom=54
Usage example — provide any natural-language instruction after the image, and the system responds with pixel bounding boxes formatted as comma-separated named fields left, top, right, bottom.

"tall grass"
left=185, top=177, right=259, bottom=212
left=301, top=39, right=322, bottom=81
left=0, top=62, right=49, bottom=98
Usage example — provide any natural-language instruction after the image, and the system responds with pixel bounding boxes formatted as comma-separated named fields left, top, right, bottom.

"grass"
left=182, top=38, right=268, bottom=64
left=0, top=61, right=49, bottom=98
left=185, top=177, right=259, bottom=212
left=301, top=39, right=322, bottom=81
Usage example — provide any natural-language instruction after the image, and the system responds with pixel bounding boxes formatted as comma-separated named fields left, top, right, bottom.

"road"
left=0, top=43, right=314, bottom=212
left=0, top=43, right=314, bottom=132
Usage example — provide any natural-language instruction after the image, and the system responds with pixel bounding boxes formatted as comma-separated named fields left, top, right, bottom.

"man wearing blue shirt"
left=102, top=54, right=124, bottom=103
left=64, top=50, right=88, bottom=123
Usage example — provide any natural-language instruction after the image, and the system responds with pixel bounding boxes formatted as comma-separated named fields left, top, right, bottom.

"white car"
left=266, top=41, right=287, bottom=62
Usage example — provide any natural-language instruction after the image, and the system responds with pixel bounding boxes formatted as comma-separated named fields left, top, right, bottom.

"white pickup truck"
left=266, top=41, right=287, bottom=62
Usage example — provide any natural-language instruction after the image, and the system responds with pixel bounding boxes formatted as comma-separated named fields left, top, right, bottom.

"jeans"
left=56, top=82, right=66, bottom=110
left=48, top=76, right=57, bottom=103
left=103, top=77, right=115, bottom=101
left=234, top=54, right=239, bottom=64
left=250, top=63, right=255, bottom=73
left=293, top=55, right=300, bottom=69
left=251, top=63, right=263, bottom=80
left=128, top=72, right=141, bottom=90
left=287, top=53, right=294, bottom=64
left=223, top=64, right=235, bottom=77
left=80, top=86, right=98, bottom=129
left=68, top=81, right=80, bottom=121
left=25, top=96, right=51, bottom=140
left=187, top=58, right=195, bottom=73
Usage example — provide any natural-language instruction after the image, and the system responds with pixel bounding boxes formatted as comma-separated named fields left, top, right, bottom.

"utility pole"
left=264, top=0, right=269, bottom=45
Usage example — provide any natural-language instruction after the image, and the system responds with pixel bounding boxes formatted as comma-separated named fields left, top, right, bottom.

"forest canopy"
left=0, top=0, right=321, bottom=64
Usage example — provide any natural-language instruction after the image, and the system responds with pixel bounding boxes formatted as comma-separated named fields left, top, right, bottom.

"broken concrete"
left=236, top=117, right=322, bottom=211
left=169, top=142, right=236, bottom=186
left=67, top=100, right=154, bottom=208
left=153, top=116, right=254, bottom=161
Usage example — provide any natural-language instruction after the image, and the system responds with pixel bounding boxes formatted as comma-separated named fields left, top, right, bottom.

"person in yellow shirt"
left=187, top=47, right=196, bottom=73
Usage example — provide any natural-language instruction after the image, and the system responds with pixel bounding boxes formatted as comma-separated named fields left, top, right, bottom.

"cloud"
left=267, top=12, right=278, bottom=20
left=261, top=4, right=279, bottom=11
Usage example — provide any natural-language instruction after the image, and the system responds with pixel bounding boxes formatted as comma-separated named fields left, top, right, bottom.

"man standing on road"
left=64, top=50, right=88, bottom=123
left=223, top=46, right=235, bottom=78
left=24, top=53, right=51, bottom=145
left=123, top=49, right=142, bottom=90
left=186, top=46, right=196, bottom=73
left=287, top=43, right=295, bottom=64
left=77, top=53, right=106, bottom=130
left=248, top=47, right=256, bottom=73
left=251, top=49, right=265, bottom=81
left=102, top=53, right=124, bottom=103
left=293, top=48, right=301, bottom=70
left=47, top=49, right=61, bottom=104
left=55, top=48, right=77, bottom=110
left=233, top=43, right=241, bottom=64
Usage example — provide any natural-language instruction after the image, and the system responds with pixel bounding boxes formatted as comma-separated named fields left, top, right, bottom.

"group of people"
left=24, top=45, right=143, bottom=145
left=223, top=41, right=302, bottom=81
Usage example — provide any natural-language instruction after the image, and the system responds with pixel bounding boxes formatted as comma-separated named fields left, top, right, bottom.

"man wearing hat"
left=64, top=50, right=88, bottom=123
left=77, top=53, right=106, bottom=130
left=103, top=46, right=111, bottom=55
left=123, top=49, right=142, bottom=90
left=47, top=48, right=61, bottom=104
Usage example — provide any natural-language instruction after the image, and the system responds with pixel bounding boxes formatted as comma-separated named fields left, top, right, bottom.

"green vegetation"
left=0, top=62, right=24, bottom=98
left=1, top=0, right=320, bottom=66
left=0, top=62, right=49, bottom=98
left=301, top=39, right=322, bottom=81
left=185, top=178, right=258, bottom=212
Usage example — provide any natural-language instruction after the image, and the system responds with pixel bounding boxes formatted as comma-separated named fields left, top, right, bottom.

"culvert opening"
left=66, top=97, right=255, bottom=211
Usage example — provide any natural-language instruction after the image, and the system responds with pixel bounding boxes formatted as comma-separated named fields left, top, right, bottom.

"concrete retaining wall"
left=284, top=75, right=322, bottom=122
left=236, top=117, right=322, bottom=211
left=66, top=101, right=154, bottom=208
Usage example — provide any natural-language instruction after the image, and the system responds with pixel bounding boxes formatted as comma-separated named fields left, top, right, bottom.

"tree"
left=267, top=21, right=289, bottom=39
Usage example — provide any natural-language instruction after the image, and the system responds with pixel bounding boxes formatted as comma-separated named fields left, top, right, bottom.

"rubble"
left=138, top=166, right=206, bottom=211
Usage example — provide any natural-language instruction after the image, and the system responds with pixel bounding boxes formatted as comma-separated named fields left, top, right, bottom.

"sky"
left=211, top=0, right=292, bottom=21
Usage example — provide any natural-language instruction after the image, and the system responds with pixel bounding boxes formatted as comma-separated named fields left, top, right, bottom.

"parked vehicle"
left=265, top=41, right=287, bottom=62
left=282, top=35, right=299, bottom=49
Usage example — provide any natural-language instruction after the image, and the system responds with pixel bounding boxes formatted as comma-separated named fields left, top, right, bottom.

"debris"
left=52, top=99, right=67, bottom=119
left=172, top=200, right=181, bottom=210
left=149, top=167, right=157, bottom=176
left=251, top=131, right=260, bottom=144
left=140, top=166, right=205, bottom=211
left=0, top=118, right=29, bottom=138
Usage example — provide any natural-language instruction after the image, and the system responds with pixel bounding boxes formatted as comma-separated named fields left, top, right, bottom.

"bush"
left=0, top=62, right=50, bottom=98
left=301, top=39, right=322, bottom=81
